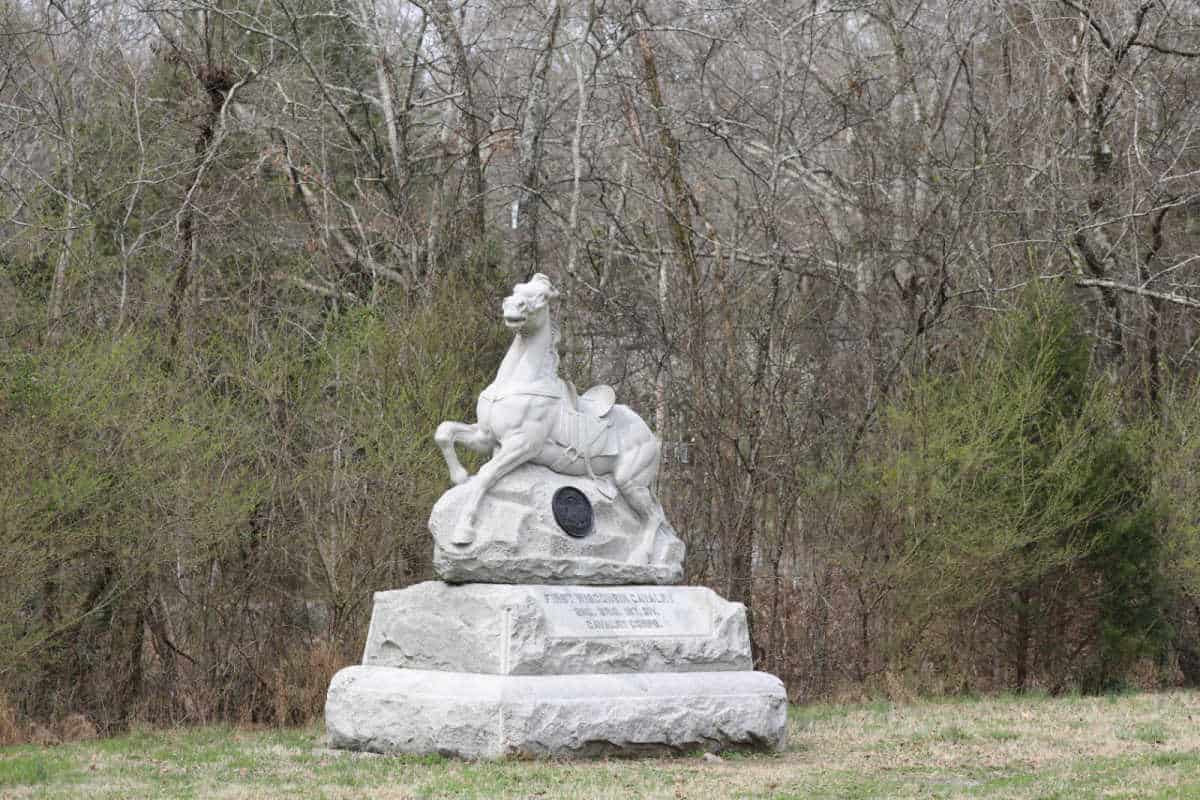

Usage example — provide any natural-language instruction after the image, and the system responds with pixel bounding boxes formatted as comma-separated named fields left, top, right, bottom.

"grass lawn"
left=2, top=690, right=1199, bottom=799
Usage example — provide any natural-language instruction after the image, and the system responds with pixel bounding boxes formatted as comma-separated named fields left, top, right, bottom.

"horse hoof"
left=449, top=467, right=470, bottom=486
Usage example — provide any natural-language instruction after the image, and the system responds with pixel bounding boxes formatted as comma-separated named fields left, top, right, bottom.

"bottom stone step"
left=325, top=665, right=788, bottom=759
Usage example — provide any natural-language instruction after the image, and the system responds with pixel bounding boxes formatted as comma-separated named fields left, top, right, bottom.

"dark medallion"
left=552, top=487, right=594, bottom=538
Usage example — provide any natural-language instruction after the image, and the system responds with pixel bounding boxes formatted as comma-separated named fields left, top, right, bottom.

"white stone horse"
left=434, top=273, right=665, bottom=562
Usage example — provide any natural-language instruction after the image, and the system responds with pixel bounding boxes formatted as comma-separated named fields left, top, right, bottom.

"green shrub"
left=876, top=284, right=1169, bottom=691
left=0, top=279, right=506, bottom=730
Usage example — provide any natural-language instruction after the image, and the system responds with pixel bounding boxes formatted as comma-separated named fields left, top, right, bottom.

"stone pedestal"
left=360, top=583, right=752, bottom=675
left=325, top=582, right=788, bottom=758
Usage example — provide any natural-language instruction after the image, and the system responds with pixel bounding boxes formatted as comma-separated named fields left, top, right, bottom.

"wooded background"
left=3, top=0, right=1200, bottom=737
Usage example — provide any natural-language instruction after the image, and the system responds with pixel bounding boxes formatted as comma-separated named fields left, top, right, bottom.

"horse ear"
left=531, top=273, right=560, bottom=300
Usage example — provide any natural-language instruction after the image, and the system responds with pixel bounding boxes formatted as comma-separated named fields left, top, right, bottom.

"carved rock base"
left=430, top=464, right=684, bottom=586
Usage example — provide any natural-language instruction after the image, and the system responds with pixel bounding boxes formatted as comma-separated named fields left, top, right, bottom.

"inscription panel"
left=539, top=587, right=713, bottom=639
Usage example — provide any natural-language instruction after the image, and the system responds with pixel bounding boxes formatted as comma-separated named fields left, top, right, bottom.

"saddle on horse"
left=550, top=384, right=618, bottom=476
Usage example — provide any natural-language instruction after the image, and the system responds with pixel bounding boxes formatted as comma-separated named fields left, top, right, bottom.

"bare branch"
left=1075, top=278, right=1200, bottom=311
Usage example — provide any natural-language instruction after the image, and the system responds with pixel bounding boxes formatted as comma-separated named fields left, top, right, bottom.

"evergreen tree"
left=880, top=285, right=1169, bottom=691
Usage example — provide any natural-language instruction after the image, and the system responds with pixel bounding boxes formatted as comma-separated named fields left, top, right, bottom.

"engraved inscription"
left=540, top=587, right=712, bottom=639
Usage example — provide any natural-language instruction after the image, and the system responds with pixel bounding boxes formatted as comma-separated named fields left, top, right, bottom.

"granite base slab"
left=325, top=665, right=787, bottom=759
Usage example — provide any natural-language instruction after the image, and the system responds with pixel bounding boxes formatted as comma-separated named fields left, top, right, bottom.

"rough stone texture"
left=325, top=666, right=787, bottom=759
left=431, top=464, right=684, bottom=585
left=361, top=582, right=751, bottom=675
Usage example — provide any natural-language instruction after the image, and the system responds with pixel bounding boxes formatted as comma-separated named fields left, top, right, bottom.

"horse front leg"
left=434, top=421, right=495, bottom=486
left=452, top=431, right=540, bottom=545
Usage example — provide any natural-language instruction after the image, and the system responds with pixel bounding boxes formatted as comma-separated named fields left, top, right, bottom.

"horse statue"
left=434, top=273, right=666, bottom=563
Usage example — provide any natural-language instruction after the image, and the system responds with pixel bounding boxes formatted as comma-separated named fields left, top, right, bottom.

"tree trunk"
left=1139, top=206, right=1171, bottom=412
left=167, top=64, right=228, bottom=353
left=1014, top=587, right=1032, bottom=690
left=46, top=159, right=74, bottom=344
left=423, top=0, right=486, bottom=244
left=514, top=1, right=562, bottom=272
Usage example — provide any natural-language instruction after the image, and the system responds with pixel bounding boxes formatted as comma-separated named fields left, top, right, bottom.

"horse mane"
left=545, top=319, right=561, bottom=378
left=528, top=273, right=561, bottom=379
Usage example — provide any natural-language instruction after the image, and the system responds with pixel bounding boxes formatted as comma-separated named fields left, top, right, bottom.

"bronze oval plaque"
left=552, top=487, right=594, bottom=538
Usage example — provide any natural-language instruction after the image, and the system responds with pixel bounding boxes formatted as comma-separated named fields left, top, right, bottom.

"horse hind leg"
left=624, top=486, right=666, bottom=564
left=615, top=437, right=665, bottom=564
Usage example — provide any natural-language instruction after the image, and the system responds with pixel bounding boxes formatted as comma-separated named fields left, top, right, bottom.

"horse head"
left=502, top=273, right=559, bottom=334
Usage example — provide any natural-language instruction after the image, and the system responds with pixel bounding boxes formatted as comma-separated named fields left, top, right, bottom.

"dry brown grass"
left=269, top=640, right=350, bottom=726
left=0, top=697, right=20, bottom=747
left=55, top=715, right=97, bottom=744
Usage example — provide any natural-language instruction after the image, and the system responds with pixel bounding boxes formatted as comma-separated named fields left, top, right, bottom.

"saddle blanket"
left=552, top=406, right=616, bottom=461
